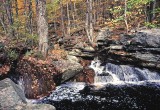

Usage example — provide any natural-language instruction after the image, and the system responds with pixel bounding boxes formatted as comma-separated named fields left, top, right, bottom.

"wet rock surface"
left=97, top=28, right=160, bottom=70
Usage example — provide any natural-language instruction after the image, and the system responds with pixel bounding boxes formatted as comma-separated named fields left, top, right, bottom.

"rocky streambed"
left=0, top=28, right=160, bottom=110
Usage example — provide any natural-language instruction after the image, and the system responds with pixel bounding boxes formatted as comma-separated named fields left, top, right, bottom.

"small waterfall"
left=89, top=60, right=160, bottom=84
left=38, top=59, right=160, bottom=110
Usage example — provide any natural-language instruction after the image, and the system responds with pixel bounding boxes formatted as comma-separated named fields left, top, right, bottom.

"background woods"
left=0, top=0, right=160, bottom=56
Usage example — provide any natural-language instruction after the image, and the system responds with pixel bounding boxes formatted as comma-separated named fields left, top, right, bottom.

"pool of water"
left=36, top=81, right=160, bottom=110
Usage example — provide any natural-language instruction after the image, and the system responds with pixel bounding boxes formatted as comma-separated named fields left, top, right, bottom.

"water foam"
left=89, top=60, right=160, bottom=85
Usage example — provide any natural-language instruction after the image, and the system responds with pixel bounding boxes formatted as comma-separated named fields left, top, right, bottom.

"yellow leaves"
left=12, top=0, right=36, bottom=22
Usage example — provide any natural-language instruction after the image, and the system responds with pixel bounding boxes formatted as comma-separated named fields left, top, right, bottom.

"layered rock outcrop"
left=97, top=28, right=160, bottom=70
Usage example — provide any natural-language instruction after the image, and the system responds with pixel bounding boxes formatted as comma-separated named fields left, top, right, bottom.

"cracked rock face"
left=96, top=28, right=160, bottom=70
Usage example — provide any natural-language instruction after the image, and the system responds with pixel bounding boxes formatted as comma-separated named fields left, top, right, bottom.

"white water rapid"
left=89, top=60, right=160, bottom=85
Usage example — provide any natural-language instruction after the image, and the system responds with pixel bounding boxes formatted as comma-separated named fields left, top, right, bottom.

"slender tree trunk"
left=70, top=0, right=76, bottom=28
left=0, top=1, right=7, bottom=34
left=36, top=0, right=49, bottom=57
left=146, top=0, right=157, bottom=23
left=67, top=2, right=71, bottom=36
left=0, top=16, right=7, bottom=34
left=5, top=0, right=14, bottom=37
left=96, top=0, right=99, bottom=22
left=73, top=2, right=78, bottom=22
left=89, top=0, right=93, bottom=41
left=24, top=0, right=27, bottom=35
left=102, top=0, right=105, bottom=24
left=60, top=1, right=66, bottom=37
left=93, top=0, right=96, bottom=25
left=124, top=0, right=128, bottom=33
left=28, top=0, right=33, bottom=34
left=85, top=0, right=93, bottom=44
left=151, top=0, right=156, bottom=21
left=85, top=0, right=91, bottom=42
left=15, top=0, right=18, bottom=17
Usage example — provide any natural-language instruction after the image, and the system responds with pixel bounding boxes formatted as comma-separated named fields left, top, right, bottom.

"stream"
left=33, top=59, right=160, bottom=110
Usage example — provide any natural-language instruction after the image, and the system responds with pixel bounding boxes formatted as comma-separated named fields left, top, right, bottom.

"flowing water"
left=90, top=60, right=160, bottom=84
left=36, top=60, right=160, bottom=110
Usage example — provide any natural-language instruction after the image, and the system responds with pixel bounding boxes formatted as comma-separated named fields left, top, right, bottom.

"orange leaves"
left=0, top=65, right=10, bottom=75
left=51, top=47, right=67, bottom=60
left=110, top=35, right=120, bottom=41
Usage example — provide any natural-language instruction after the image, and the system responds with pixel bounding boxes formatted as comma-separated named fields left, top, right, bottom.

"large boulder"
left=52, top=60, right=83, bottom=83
left=129, top=29, right=160, bottom=48
left=0, top=78, right=56, bottom=110
left=0, top=78, right=27, bottom=109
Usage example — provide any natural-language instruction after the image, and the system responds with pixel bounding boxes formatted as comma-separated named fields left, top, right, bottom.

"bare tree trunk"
left=28, top=0, right=33, bottom=34
left=85, top=0, right=93, bottom=44
left=93, top=0, right=96, bottom=25
left=70, top=0, right=76, bottom=29
left=96, top=0, right=99, bottom=22
left=60, top=1, right=66, bottom=37
left=24, top=0, right=27, bottom=35
left=151, top=0, right=156, bottom=21
left=67, top=2, right=71, bottom=36
left=5, top=0, right=14, bottom=37
left=0, top=2, right=7, bottom=34
left=89, top=0, right=93, bottom=41
left=146, top=0, right=157, bottom=23
left=15, top=0, right=18, bottom=17
left=124, top=0, right=128, bottom=34
left=73, top=2, right=79, bottom=24
left=0, top=16, right=7, bottom=34
left=36, top=0, right=48, bottom=57
left=85, top=0, right=91, bottom=43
